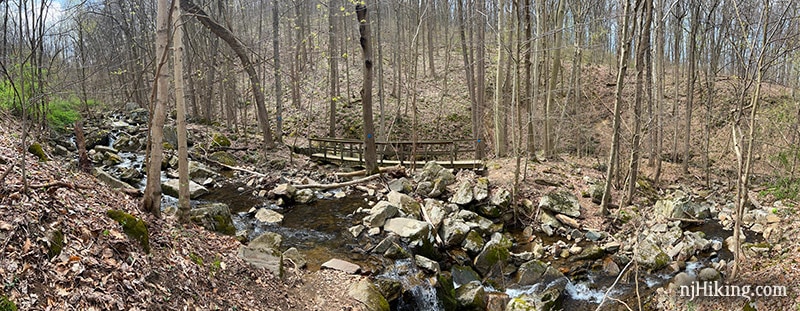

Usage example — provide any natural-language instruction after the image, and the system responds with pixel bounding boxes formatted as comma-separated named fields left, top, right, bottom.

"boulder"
left=163, top=125, right=178, bottom=149
left=476, top=204, right=502, bottom=219
left=86, top=129, right=110, bottom=149
left=441, top=217, right=470, bottom=247
left=188, top=161, right=217, bottom=181
left=462, top=230, right=485, bottom=254
left=473, top=233, right=511, bottom=276
left=273, top=184, right=297, bottom=201
left=423, top=199, right=450, bottom=229
left=538, top=211, right=562, bottom=236
left=455, top=281, right=486, bottom=311
left=486, top=292, right=511, bottom=311
left=697, top=267, right=721, bottom=282
left=161, top=179, right=208, bottom=199
left=515, top=259, right=564, bottom=286
left=119, top=167, right=143, bottom=185
left=383, top=218, right=431, bottom=240
left=189, top=203, right=236, bottom=235
left=209, top=150, right=237, bottom=166
left=457, top=210, right=495, bottom=235
left=282, top=247, right=307, bottom=269
left=254, top=208, right=284, bottom=224
left=387, top=191, right=422, bottom=219
left=375, top=278, right=403, bottom=303
left=322, top=258, right=361, bottom=274
left=636, top=234, right=671, bottom=271
left=93, top=168, right=137, bottom=191
left=363, top=201, right=398, bottom=228
left=388, top=177, right=413, bottom=193
left=415, top=161, right=455, bottom=197
left=211, top=132, right=231, bottom=148
left=451, top=265, right=481, bottom=287
left=572, top=244, right=604, bottom=261
left=490, top=188, right=511, bottom=208
left=348, top=280, right=390, bottom=311
left=238, top=245, right=283, bottom=278
left=435, top=272, right=458, bottom=311
left=588, top=183, right=605, bottom=204
left=295, top=189, right=316, bottom=204
left=451, top=180, right=474, bottom=205
left=93, top=145, right=118, bottom=155
left=473, top=178, right=489, bottom=201
left=415, top=255, right=441, bottom=274
left=539, top=190, right=581, bottom=217
left=505, top=278, right=566, bottom=311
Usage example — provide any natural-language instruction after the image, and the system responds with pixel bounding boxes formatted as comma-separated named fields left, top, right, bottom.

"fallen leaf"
left=0, top=221, right=12, bottom=230
left=22, top=238, right=31, bottom=253
left=69, top=255, right=81, bottom=262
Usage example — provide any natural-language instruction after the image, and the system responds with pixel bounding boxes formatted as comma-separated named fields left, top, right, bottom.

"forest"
left=1, top=0, right=800, bottom=310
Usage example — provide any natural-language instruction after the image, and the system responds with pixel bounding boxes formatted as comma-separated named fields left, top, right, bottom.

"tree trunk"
left=329, top=0, right=338, bottom=137
left=474, top=0, right=486, bottom=159
left=544, top=0, right=565, bottom=157
left=142, top=0, right=171, bottom=218
left=273, top=0, right=283, bottom=143
left=173, top=1, right=190, bottom=222
left=600, top=0, right=633, bottom=215
left=683, top=0, right=699, bottom=174
left=624, top=0, right=652, bottom=207
left=356, top=4, right=378, bottom=175
left=180, top=0, right=275, bottom=149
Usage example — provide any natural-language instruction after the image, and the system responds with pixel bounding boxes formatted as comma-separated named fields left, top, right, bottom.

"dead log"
left=202, top=157, right=266, bottom=177
left=555, top=214, right=580, bottom=228
left=294, top=174, right=382, bottom=190
left=335, top=166, right=405, bottom=177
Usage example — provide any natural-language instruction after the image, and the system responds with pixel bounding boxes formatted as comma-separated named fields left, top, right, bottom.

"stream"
left=94, top=128, right=746, bottom=310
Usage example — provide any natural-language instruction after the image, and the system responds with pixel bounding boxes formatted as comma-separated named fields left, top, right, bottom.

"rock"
left=368, top=227, right=381, bottom=236
left=588, top=183, right=605, bottom=204
left=451, top=265, right=481, bottom=287
left=539, top=190, right=581, bottom=217
left=602, top=241, right=621, bottom=253
left=636, top=234, right=671, bottom=271
left=506, top=278, right=566, bottom=311
left=295, top=189, right=315, bottom=204
left=462, top=230, right=485, bottom=254
left=473, top=178, right=489, bottom=201
left=254, top=208, right=284, bottom=224
left=273, top=184, right=297, bottom=201
left=555, top=214, right=579, bottom=228
left=383, top=218, right=431, bottom=240
left=119, top=167, right=143, bottom=185
left=455, top=281, right=486, bottom=311
left=388, top=177, right=413, bottom=193
left=211, top=132, right=231, bottom=147
left=697, top=267, right=721, bottom=282
left=450, top=180, right=474, bottom=205
left=457, top=210, right=495, bottom=236
left=435, top=273, right=458, bottom=311
left=209, top=150, right=237, bottom=166
left=252, top=232, right=283, bottom=249
left=321, top=258, right=361, bottom=274
left=372, top=236, right=398, bottom=254
left=603, top=257, right=621, bottom=276
left=375, top=278, right=403, bottom=303
left=238, top=245, right=283, bottom=278
left=516, top=259, right=564, bottom=286
left=103, top=152, right=122, bottom=166
left=490, top=188, right=511, bottom=208
left=585, top=230, right=604, bottom=241
left=415, top=181, right=434, bottom=196
left=162, top=179, right=208, bottom=199
left=423, top=199, right=450, bottom=229
left=669, top=272, right=696, bottom=292
left=349, top=224, right=365, bottom=237
left=93, top=168, right=137, bottom=191
left=188, top=161, right=217, bottom=181
left=163, top=125, right=178, bottom=149
left=363, top=201, right=398, bottom=228
left=486, top=292, right=510, bottom=311
left=86, top=129, right=110, bottom=149
left=93, top=145, right=118, bottom=155
left=113, top=134, right=141, bottom=152
left=538, top=211, right=561, bottom=236
left=387, top=191, right=422, bottom=219
left=473, top=233, right=511, bottom=276
left=189, top=203, right=235, bottom=235
left=383, top=242, right=410, bottom=259
left=348, top=279, right=390, bottom=311
left=573, top=244, right=604, bottom=261
left=282, top=247, right=307, bottom=269
left=441, top=217, right=470, bottom=247
left=476, top=204, right=501, bottom=219
left=415, top=255, right=441, bottom=274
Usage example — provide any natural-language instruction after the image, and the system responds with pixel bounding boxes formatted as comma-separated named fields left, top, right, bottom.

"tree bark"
left=180, top=0, right=275, bottom=149
left=624, top=0, right=652, bottom=207
left=328, top=0, right=338, bottom=138
left=173, top=1, right=190, bottom=222
left=273, top=0, right=283, bottom=143
left=356, top=4, right=378, bottom=175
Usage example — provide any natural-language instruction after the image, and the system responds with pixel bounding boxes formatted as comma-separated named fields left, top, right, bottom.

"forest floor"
left=0, top=120, right=365, bottom=310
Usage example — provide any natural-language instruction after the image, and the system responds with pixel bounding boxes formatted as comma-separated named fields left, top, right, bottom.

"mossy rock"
left=106, top=210, right=150, bottom=253
left=436, top=272, right=458, bottom=311
left=47, top=229, right=64, bottom=259
left=211, top=133, right=231, bottom=148
left=209, top=151, right=237, bottom=166
left=162, top=142, right=174, bottom=150
left=0, top=295, right=17, bottom=311
left=28, top=143, right=48, bottom=161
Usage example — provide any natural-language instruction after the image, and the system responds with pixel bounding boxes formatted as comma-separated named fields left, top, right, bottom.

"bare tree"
left=173, top=0, right=190, bottom=222
left=356, top=4, right=378, bottom=175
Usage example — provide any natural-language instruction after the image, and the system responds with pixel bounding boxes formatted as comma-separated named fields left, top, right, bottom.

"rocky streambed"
left=44, top=110, right=782, bottom=311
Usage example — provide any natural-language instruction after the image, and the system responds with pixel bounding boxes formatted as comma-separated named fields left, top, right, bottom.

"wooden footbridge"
left=309, top=138, right=484, bottom=169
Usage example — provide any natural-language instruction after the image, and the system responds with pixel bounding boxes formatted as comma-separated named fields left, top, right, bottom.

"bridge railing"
left=309, top=137, right=479, bottom=166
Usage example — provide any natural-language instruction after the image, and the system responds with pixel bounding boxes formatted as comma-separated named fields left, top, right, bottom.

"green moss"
left=436, top=273, right=457, bottom=311
left=209, top=151, right=237, bottom=166
left=211, top=133, right=231, bottom=148
left=212, top=215, right=236, bottom=235
left=106, top=210, right=150, bottom=253
left=654, top=251, right=670, bottom=270
left=0, top=295, right=17, bottom=311
left=162, top=142, right=174, bottom=150
left=27, top=143, right=48, bottom=161
left=47, top=230, right=64, bottom=259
